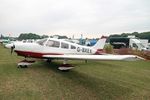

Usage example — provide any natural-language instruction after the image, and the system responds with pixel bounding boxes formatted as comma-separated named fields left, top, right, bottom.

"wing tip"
left=123, top=55, right=145, bottom=61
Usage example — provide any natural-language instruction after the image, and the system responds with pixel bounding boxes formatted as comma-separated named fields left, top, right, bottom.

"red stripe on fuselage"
left=15, top=50, right=63, bottom=58
left=95, top=49, right=105, bottom=55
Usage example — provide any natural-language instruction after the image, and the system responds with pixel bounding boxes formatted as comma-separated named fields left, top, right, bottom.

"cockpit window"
left=61, top=42, right=69, bottom=49
left=46, top=40, right=60, bottom=48
left=37, top=39, right=47, bottom=45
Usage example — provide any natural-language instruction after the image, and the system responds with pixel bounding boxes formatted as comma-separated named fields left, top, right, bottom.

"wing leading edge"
left=43, top=54, right=144, bottom=61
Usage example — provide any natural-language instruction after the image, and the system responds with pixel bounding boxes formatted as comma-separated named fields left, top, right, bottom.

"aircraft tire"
left=18, top=65, right=28, bottom=68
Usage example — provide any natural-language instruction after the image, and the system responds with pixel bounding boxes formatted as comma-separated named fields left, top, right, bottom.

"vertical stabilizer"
left=92, top=37, right=107, bottom=50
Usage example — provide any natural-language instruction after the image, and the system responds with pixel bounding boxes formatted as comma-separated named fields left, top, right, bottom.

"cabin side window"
left=37, top=39, right=47, bottom=45
left=71, top=45, right=76, bottom=49
left=46, top=40, right=60, bottom=48
left=61, top=42, right=69, bottom=49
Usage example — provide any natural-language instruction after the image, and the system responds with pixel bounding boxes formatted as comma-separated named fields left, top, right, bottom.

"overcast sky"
left=0, top=0, right=150, bottom=38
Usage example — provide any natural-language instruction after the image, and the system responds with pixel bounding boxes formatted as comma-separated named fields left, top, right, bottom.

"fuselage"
left=14, top=38, right=98, bottom=58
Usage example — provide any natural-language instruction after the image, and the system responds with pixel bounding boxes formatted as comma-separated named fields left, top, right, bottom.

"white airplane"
left=0, top=39, right=11, bottom=46
left=8, top=37, right=144, bottom=70
left=5, top=39, right=36, bottom=49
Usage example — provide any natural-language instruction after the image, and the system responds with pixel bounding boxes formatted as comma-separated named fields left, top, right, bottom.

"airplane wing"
left=43, top=54, right=144, bottom=61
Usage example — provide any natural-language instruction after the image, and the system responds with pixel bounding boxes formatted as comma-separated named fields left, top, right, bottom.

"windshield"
left=36, top=38, right=47, bottom=45
left=46, top=40, right=60, bottom=48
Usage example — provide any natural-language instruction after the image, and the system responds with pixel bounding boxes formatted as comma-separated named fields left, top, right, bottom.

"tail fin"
left=92, top=36, right=107, bottom=50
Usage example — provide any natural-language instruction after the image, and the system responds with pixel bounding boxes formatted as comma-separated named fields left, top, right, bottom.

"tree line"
left=109, top=31, right=150, bottom=42
left=1, top=32, right=150, bottom=41
left=17, top=33, right=49, bottom=40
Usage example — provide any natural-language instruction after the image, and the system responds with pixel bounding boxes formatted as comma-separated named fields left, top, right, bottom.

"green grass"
left=0, top=45, right=150, bottom=100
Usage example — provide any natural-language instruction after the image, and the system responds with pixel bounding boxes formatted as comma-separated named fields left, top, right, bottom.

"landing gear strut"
left=46, top=59, right=52, bottom=63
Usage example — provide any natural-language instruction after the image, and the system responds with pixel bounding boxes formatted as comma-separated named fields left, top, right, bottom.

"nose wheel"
left=17, top=59, right=35, bottom=68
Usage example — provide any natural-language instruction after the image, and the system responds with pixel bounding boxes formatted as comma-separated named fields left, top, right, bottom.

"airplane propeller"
left=11, top=44, right=15, bottom=54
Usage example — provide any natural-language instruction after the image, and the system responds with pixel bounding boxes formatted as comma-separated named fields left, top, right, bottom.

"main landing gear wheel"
left=58, top=64, right=74, bottom=71
left=58, top=59, right=74, bottom=71
left=18, top=65, right=28, bottom=68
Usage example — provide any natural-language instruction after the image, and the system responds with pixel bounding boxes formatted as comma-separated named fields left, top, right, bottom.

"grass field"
left=0, top=45, right=150, bottom=100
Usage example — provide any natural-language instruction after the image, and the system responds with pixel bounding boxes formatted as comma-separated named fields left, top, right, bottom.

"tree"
left=18, top=33, right=41, bottom=40
left=104, top=44, right=114, bottom=54
left=41, top=35, right=49, bottom=38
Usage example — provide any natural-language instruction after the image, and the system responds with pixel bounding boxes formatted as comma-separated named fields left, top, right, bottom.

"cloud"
left=0, top=0, right=150, bottom=38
